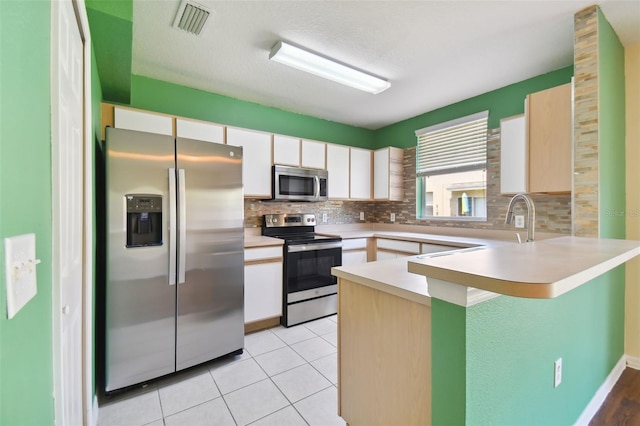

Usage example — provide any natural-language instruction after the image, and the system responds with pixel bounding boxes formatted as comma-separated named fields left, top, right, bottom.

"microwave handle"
left=314, top=175, right=320, bottom=200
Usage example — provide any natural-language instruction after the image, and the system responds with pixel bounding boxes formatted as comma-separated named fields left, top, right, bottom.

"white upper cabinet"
left=326, top=144, right=350, bottom=199
left=301, top=140, right=326, bottom=169
left=114, top=107, right=173, bottom=135
left=500, top=114, right=527, bottom=194
left=374, top=147, right=403, bottom=201
left=226, top=127, right=272, bottom=197
left=273, top=135, right=300, bottom=166
left=176, top=118, right=224, bottom=143
left=350, top=147, right=372, bottom=200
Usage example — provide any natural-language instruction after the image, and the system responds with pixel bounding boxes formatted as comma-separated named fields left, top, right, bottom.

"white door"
left=51, top=0, right=85, bottom=424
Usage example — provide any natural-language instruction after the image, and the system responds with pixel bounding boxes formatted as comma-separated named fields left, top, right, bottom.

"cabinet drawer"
left=342, top=238, right=367, bottom=250
left=376, top=239, right=420, bottom=254
left=245, top=246, right=283, bottom=262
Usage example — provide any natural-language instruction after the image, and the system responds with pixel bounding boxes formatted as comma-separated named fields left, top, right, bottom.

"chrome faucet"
left=505, top=193, right=536, bottom=242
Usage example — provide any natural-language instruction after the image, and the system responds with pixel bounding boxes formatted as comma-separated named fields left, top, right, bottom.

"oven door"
left=285, top=242, right=342, bottom=294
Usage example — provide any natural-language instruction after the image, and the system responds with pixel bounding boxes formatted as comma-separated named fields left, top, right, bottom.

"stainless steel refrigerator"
left=105, top=127, right=244, bottom=392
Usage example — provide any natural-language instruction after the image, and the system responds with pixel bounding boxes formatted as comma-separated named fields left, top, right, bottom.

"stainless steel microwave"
left=272, top=165, right=328, bottom=202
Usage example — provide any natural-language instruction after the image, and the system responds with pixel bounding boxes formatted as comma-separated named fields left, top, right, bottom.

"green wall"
left=128, top=75, right=375, bottom=148
left=598, top=7, right=626, bottom=240
left=432, top=271, right=625, bottom=425
left=84, top=0, right=132, bottom=104
left=0, top=1, right=55, bottom=424
left=373, top=66, right=574, bottom=149
left=85, top=6, right=132, bottom=104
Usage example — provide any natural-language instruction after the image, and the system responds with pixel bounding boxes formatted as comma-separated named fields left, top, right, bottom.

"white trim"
left=428, top=278, right=501, bottom=307
left=51, top=1, right=93, bottom=424
left=627, top=355, right=640, bottom=370
left=76, top=0, right=95, bottom=424
left=574, top=355, right=626, bottom=426
left=50, top=2, right=62, bottom=423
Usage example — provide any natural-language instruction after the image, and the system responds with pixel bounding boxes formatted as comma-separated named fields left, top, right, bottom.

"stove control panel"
left=264, top=213, right=316, bottom=228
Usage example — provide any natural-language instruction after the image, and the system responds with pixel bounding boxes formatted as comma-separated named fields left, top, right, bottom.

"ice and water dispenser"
left=125, top=194, right=162, bottom=247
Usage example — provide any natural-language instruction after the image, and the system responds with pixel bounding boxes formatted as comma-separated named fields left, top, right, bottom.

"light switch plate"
left=4, top=234, right=39, bottom=319
left=514, top=215, right=525, bottom=229
left=359, top=212, right=365, bottom=221
left=390, top=213, right=396, bottom=222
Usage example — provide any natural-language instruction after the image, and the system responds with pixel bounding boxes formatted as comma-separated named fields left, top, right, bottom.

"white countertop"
left=244, top=235, right=283, bottom=248
left=332, top=255, right=432, bottom=306
left=408, top=236, right=640, bottom=299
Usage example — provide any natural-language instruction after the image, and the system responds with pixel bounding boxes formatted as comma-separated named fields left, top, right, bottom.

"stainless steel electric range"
left=262, top=213, right=342, bottom=327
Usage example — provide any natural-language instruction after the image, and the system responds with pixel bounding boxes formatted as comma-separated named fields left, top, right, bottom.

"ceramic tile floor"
left=98, top=315, right=345, bottom=426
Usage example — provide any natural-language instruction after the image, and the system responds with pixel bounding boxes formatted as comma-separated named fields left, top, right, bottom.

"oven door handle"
left=287, top=242, right=342, bottom=253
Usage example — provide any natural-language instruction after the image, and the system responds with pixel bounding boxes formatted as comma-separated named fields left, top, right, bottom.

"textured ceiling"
left=129, top=1, right=639, bottom=130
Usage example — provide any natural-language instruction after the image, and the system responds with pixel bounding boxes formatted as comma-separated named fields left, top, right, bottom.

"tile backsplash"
left=244, top=128, right=572, bottom=234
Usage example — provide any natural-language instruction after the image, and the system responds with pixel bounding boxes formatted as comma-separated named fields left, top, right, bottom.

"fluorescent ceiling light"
left=269, top=41, right=390, bottom=95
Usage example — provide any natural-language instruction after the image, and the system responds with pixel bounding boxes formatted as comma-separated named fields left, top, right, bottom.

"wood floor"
left=590, top=367, right=640, bottom=425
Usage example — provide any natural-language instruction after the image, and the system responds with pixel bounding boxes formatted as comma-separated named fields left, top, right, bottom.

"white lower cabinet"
left=244, top=247, right=283, bottom=323
left=343, top=250, right=368, bottom=266
left=375, top=238, right=420, bottom=261
left=342, top=238, right=368, bottom=265
left=420, top=243, right=460, bottom=255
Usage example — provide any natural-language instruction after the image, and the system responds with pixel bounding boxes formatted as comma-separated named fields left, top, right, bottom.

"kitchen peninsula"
left=332, top=236, right=640, bottom=425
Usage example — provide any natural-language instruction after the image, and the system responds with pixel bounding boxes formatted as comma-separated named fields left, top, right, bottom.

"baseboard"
left=626, top=355, right=640, bottom=370
left=574, top=355, right=626, bottom=425
left=245, top=317, right=280, bottom=334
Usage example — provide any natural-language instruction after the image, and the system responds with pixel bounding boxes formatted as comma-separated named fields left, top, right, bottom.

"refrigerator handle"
left=178, top=169, right=187, bottom=284
left=168, top=168, right=177, bottom=286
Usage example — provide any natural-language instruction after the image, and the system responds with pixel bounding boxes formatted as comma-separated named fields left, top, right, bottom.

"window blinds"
left=415, top=111, right=488, bottom=177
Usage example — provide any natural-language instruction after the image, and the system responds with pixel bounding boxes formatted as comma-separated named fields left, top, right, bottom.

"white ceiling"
left=132, top=1, right=640, bottom=130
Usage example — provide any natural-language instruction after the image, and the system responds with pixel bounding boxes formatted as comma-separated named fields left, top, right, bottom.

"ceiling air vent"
left=173, top=0, right=212, bottom=36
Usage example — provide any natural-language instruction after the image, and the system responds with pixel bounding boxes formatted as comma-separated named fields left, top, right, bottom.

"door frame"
left=50, top=0, right=95, bottom=424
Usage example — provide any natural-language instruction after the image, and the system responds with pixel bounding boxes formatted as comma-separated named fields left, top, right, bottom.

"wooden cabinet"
left=350, top=148, right=372, bottom=200
left=301, top=140, right=326, bottom=169
left=244, top=246, right=283, bottom=325
left=226, top=127, right=272, bottom=197
left=113, top=107, right=173, bottom=135
left=338, top=277, right=431, bottom=425
left=501, top=83, right=572, bottom=194
left=341, top=238, right=368, bottom=266
left=527, top=82, right=572, bottom=193
left=176, top=118, right=224, bottom=143
left=326, top=144, right=350, bottom=199
left=273, top=135, right=300, bottom=166
left=374, top=147, right=403, bottom=201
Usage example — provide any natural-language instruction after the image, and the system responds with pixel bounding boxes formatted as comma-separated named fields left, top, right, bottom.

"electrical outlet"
left=554, top=358, right=562, bottom=388
left=322, top=213, right=328, bottom=223
left=359, top=212, right=365, bottom=221
left=514, top=215, right=525, bottom=229
left=390, top=213, right=396, bottom=222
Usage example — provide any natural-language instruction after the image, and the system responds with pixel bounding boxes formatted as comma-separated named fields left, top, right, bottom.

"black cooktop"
left=261, top=213, right=341, bottom=245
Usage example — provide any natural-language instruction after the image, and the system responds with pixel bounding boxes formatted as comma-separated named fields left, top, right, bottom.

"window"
left=416, top=111, right=488, bottom=220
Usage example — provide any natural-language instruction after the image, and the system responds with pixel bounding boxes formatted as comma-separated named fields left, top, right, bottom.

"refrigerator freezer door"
left=105, top=127, right=177, bottom=392
left=175, top=138, right=245, bottom=370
